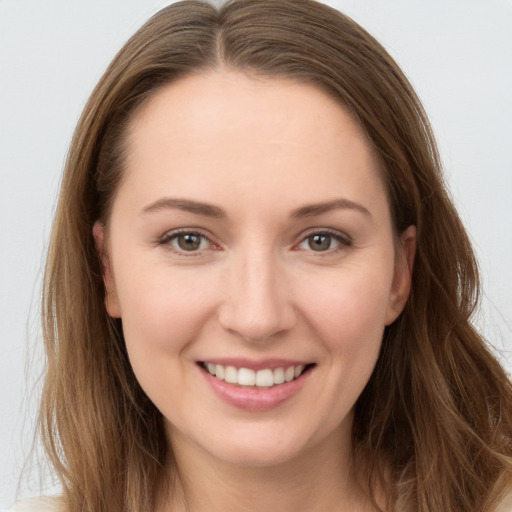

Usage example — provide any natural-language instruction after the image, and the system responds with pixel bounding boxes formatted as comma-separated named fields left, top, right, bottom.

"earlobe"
left=385, top=225, right=416, bottom=325
left=92, top=221, right=121, bottom=318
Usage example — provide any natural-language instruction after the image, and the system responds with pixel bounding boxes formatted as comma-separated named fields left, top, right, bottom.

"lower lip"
left=200, top=366, right=312, bottom=412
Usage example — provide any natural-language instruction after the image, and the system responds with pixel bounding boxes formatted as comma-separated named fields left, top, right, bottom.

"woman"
left=9, top=0, right=512, bottom=511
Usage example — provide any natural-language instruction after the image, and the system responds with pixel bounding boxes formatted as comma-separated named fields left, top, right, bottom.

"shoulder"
left=495, top=492, right=512, bottom=512
left=2, top=496, right=63, bottom=512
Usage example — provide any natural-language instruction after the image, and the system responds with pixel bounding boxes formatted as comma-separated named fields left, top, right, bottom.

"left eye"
left=297, top=232, right=347, bottom=252
left=167, top=232, right=210, bottom=252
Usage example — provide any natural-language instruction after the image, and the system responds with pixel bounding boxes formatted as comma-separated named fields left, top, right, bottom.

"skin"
left=94, top=70, right=415, bottom=512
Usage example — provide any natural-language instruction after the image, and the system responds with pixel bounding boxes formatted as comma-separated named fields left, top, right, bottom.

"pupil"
left=178, top=233, right=201, bottom=251
left=309, top=234, right=331, bottom=251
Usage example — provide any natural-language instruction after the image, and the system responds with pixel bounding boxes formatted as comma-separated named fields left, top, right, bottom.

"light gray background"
left=1, top=0, right=511, bottom=507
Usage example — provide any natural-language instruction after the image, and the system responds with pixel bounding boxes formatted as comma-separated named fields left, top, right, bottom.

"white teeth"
left=273, top=367, right=285, bottom=384
left=294, top=365, right=305, bottom=378
left=238, top=368, right=256, bottom=386
left=256, top=369, right=274, bottom=387
left=284, top=366, right=295, bottom=382
left=225, top=366, right=238, bottom=384
left=215, top=364, right=225, bottom=380
left=204, top=363, right=309, bottom=387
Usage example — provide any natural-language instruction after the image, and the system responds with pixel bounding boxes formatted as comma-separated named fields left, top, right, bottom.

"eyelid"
left=159, top=228, right=219, bottom=254
left=294, top=227, right=352, bottom=251
left=157, top=227, right=352, bottom=254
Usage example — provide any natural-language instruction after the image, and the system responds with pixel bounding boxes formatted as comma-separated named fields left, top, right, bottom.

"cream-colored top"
left=497, top=493, right=512, bottom=512
left=2, top=497, right=62, bottom=512
left=4, top=494, right=512, bottom=511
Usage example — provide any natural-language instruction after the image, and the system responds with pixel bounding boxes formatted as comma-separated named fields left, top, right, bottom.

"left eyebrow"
left=141, top=198, right=226, bottom=218
left=291, top=198, right=372, bottom=219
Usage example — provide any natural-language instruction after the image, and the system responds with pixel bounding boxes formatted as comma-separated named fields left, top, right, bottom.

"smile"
left=197, top=360, right=315, bottom=411
left=200, top=362, right=311, bottom=388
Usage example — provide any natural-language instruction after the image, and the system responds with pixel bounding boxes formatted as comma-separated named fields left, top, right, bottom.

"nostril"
left=218, top=302, right=297, bottom=343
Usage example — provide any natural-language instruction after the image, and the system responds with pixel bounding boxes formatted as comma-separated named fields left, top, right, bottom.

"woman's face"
left=95, top=71, right=414, bottom=468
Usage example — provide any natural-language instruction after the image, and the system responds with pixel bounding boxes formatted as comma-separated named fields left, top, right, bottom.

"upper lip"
left=197, top=358, right=313, bottom=371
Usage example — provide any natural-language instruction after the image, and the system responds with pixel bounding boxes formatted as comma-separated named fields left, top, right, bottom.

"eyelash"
left=295, top=228, right=352, bottom=254
left=159, top=228, right=217, bottom=255
left=158, top=228, right=352, bottom=256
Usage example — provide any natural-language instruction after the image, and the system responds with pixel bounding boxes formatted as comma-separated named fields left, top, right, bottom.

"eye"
left=296, top=230, right=351, bottom=253
left=305, top=234, right=336, bottom=252
left=162, top=230, right=212, bottom=252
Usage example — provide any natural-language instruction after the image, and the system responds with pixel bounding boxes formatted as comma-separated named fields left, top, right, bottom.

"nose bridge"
left=218, top=242, right=295, bottom=341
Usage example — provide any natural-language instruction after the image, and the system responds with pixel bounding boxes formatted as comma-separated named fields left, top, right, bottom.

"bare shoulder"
left=3, top=496, right=63, bottom=512
left=495, top=492, right=512, bottom=512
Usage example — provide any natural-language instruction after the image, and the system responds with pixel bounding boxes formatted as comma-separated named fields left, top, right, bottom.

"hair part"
left=40, top=1, right=512, bottom=511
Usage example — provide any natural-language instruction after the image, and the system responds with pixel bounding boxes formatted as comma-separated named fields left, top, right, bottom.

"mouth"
left=198, top=361, right=316, bottom=389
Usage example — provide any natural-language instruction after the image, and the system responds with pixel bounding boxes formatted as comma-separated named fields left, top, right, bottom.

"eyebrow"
left=291, top=198, right=372, bottom=219
left=141, top=197, right=371, bottom=219
left=141, top=198, right=226, bottom=218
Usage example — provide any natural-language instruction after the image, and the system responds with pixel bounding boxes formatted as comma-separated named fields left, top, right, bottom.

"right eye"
left=162, top=230, right=212, bottom=253
left=301, top=233, right=339, bottom=252
left=295, top=229, right=352, bottom=254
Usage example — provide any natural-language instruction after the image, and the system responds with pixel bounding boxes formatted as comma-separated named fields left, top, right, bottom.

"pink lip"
left=198, top=362, right=313, bottom=412
left=199, top=358, right=311, bottom=371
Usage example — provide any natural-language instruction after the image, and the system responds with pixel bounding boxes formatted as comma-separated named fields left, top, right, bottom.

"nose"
left=218, top=248, right=296, bottom=342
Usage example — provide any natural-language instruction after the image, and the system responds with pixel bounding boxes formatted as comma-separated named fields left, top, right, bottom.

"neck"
left=160, top=424, right=374, bottom=512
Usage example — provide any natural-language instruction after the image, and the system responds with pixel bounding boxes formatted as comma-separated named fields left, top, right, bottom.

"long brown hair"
left=40, top=1, right=512, bottom=511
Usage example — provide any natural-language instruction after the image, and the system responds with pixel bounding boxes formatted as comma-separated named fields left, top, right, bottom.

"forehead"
left=118, top=70, right=388, bottom=219
left=128, top=70, right=373, bottom=159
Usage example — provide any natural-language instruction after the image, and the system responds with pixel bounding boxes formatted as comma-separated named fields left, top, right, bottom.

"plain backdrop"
left=1, top=0, right=511, bottom=507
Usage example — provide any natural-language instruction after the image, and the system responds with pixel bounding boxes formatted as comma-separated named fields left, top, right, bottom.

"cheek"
left=300, top=266, right=393, bottom=349
left=283, top=266, right=392, bottom=438
left=115, top=266, right=219, bottom=370
left=114, top=268, right=224, bottom=421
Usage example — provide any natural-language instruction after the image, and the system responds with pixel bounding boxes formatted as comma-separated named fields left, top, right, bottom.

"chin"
left=169, top=418, right=316, bottom=469
left=207, top=437, right=308, bottom=468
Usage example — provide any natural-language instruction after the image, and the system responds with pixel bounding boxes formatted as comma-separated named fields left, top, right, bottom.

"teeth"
left=238, top=367, right=255, bottom=386
left=284, top=366, right=295, bottom=382
left=225, top=366, right=238, bottom=384
left=294, top=365, right=305, bottom=378
left=273, top=367, right=285, bottom=384
left=215, top=364, right=225, bottom=380
left=255, top=369, right=273, bottom=387
left=203, top=363, right=309, bottom=388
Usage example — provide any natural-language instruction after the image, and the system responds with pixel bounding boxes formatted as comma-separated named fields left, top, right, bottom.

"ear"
left=93, top=221, right=121, bottom=318
left=385, top=225, right=416, bottom=325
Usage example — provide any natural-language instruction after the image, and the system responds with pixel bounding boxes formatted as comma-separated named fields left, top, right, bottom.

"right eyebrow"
left=140, top=197, right=226, bottom=218
left=291, top=198, right=372, bottom=219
